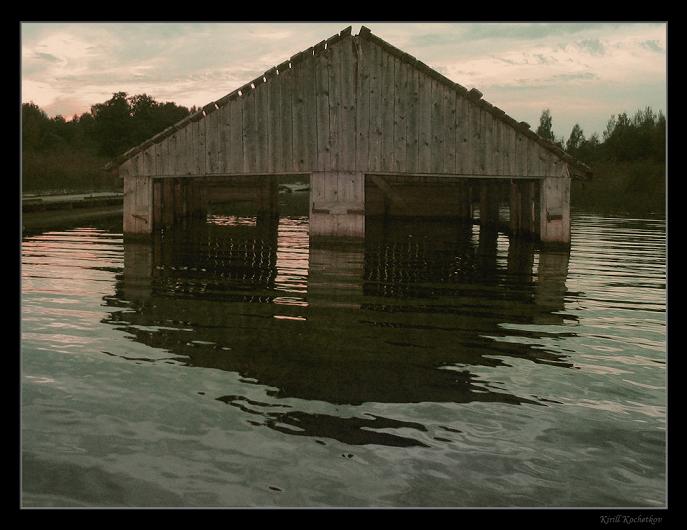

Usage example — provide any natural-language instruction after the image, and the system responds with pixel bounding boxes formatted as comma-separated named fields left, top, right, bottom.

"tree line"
left=534, top=107, right=665, bottom=214
left=22, top=92, right=195, bottom=192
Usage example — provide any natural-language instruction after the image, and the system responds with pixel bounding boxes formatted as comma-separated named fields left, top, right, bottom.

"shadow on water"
left=102, top=210, right=578, bottom=447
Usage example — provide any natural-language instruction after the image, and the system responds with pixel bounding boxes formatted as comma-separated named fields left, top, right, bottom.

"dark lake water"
left=21, top=195, right=666, bottom=507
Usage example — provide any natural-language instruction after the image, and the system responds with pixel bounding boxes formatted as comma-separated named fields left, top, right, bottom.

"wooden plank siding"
left=368, top=38, right=382, bottom=172
left=340, top=38, right=357, bottom=172
left=393, top=58, right=408, bottom=173
left=116, top=32, right=577, bottom=181
left=254, top=78, right=269, bottom=173
left=380, top=51, right=395, bottom=172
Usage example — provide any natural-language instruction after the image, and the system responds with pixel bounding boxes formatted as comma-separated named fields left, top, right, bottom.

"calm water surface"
left=21, top=199, right=666, bottom=507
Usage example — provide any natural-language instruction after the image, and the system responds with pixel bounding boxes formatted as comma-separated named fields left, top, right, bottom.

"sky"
left=21, top=22, right=667, bottom=141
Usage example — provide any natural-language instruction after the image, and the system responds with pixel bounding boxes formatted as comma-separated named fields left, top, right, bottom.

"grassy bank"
left=22, top=205, right=123, bottom=235
left=22, top=150, right=121, bottom=195
left=572, top=160, right=666, bottom=216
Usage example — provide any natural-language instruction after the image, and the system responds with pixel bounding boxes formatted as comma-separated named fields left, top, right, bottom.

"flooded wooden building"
left=107, top=26, right=592, bottom=246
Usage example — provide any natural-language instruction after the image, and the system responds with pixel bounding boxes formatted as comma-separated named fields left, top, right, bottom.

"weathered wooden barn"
left=106, top=25, right=591, bottom=245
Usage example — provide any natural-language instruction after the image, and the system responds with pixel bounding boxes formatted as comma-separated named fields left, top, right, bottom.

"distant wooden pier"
left=106, top=26, right=591, bottom=246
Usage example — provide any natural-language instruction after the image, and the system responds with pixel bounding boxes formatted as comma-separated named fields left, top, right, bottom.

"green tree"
left=91, top=92, right=133, bottom=157
left=536, top=108, right=556, bottom=143
left=566, top=124, right=586, bottom=155
left=22, top=102, right=51, bottom=151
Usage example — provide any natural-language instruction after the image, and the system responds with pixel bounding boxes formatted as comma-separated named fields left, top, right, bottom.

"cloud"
left=577, top=39, right=606, bottom=56
left=641, top=40, right=664, bottom=53
left=20, top=22, right=666, bottom=138
left=32, top=51, right=61, bottom=63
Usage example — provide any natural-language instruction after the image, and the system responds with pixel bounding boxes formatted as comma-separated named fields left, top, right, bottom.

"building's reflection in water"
left=107, top=213, right=576, bottom=446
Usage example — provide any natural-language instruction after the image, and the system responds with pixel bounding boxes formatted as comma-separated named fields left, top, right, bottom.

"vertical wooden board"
left=367, top=41, right=382, bottom=172
left=171, top=131, right=181, bottom=176
left=242, top=87, right=257, bottom=173
left=198, top=117, right=208, bottom=175
left=211, top=108, right=222, bottom=173
left=141, top=149, right=150, bottom=176
left=291, top=62, right=305, bottom=171
left=418, top=72, right=432, bottom=173
left=479, top=108, right=489, bottom=175
left=179, top=126, right=188, bottom=176
left=517, top=132, right=528, bottom=176
left=188, top=124, right=197, bottom=175
left=159, top=141, right=167, bottom=176
left=444, top=85, right=456, bottom=174
left=493, top=120, right=502, bottom=175
left=405, top=66, right=419, bottom=173
left=191, top=120, right=200, bottom=175
left=485, top=112, right=495, bottom=175
left=501, top=121, right=510, bottom=176
left=355, top=37, right=370, bottom=173
left=305, top=52, right=319, bottom=171
left=328, top=42, right=342, bottom=172
left=138, top=152, right=147, bottom=177
left=135, top=175, right=150, bottom=226
left=527, top=138, right=539, bottom=177
left=119, top=159, right=131, bottom=179
left=122, top=176, right=133, bottom=233
left=178, top=126, right=189, bottom=176
left=338, top=171, right=361, bottom=204
left=216, top=106, right=228, bottom=174
left=470, top=105, right=484, bottom=175
left=510, top=126, right=518, bottom=176
left=502, top=125, right=510, bottom=176
left=544, top=147, right=554, bottom=177
left=280, top=66, right=294, bottom=172
left=316, top=47, right=331, bottom=172
left=430, top=80, right=444, bottom=174
left=205, top=110, right=215, bottom=174
left=392, top=57, right=407, bottom=173
left=380, top=51, right=395, bottom=172
left=255, top=80, right=269, bottom=172
left=302, top=60, right=313, bottom=171
left=229, top=98, right=243, bottom=174
left=267, top=73, right=281, bottom=173
left=492, top=114, right=501, bottom=175
left=152, top=143, right=160, bottom=176
left=455, top=95, right=467, bottom=174
left=310, top=171, right=326, bottom=205
left=545, top=149, right=558, bottom=177
left=340, top=38, right=357, bottom=173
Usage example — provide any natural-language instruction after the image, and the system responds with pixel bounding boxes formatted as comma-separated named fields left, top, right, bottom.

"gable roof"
left=106, top=25, right=592, bottom=179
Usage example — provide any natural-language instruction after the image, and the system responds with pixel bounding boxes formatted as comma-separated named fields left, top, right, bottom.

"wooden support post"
left=458, top=180, right=472, bottom=221
left=479, top=180, right=499, bottom=229
left=162, top=178, right=174, bottom=228
left=123, top=175, right=153, bottom=237
left=310, top=171, right=365, bottom=238
left=195, top=178, right=208, bottom=219
left=256, top=176, right=279, bottom=218
left=539, top=170, right=571, bottom=247
left=510, top=179, right=523, bottom=236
